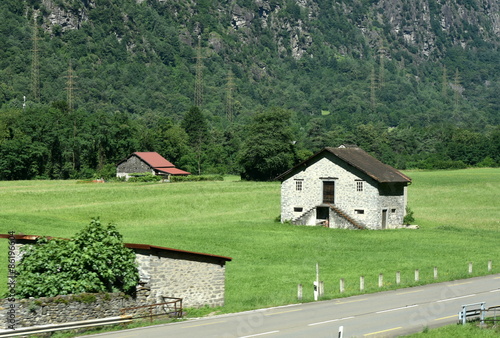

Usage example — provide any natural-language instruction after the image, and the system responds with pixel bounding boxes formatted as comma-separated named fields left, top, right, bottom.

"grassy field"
left=1, top=168, right=499, bottom=313
left=406, top=322, right=500, bottom=337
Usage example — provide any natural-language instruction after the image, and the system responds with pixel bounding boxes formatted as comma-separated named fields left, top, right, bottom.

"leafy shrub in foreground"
left=15, top=219, right=139, bottom=298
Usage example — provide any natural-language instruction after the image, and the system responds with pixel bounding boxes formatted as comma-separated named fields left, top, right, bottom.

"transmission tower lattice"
left=31, top=18, right=41, bottom=102
left=194, top=36, right=205, bottom=108
left=65, top=61, right=77, bottom=112
left=226, top=70, right=235, bottom=123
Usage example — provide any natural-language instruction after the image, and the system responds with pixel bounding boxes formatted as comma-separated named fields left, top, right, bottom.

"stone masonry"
left=0, top=292, right=149, bottom=329
left=134, top=247, right=228, bottom=308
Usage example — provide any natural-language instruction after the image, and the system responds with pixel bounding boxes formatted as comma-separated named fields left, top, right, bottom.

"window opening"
left=296, top=181, right=303, bottom=191
left=356, top=181, right=364, bottom=192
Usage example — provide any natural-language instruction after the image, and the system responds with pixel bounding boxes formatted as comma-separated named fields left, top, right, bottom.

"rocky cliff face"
left=372, top=0, right=500, bottom=58
left=39, top=0, right=94, bottom=33
left=36, top=0, right=499, bottom=63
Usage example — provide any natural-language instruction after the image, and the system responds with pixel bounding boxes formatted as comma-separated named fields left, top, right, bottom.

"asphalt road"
left=84, top=273, right=500, bottom=338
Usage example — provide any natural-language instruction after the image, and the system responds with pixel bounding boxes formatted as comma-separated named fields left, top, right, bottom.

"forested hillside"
left=0, top=0, right=499, bottom=180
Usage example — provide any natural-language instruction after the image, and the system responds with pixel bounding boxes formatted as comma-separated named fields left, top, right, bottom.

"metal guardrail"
left=458, top=302, right=485, bottom=324
left=0, top=315, right=132, bottom=337
left=483, top=305, right=500, bottom=325
left=120, top=297, right=183, bottom=322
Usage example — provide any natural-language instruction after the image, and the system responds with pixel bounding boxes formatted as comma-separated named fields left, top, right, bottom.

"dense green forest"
left=0, top=0, right=499, bottom=180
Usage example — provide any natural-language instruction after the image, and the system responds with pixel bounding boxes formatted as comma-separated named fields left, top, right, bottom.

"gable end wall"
left=116, top=156, right=154, bottom=178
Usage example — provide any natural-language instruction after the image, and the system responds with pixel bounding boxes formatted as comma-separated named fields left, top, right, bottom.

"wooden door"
left=323, top=181, right=335, bottom=204
left=381, top=209, right=388, bottom=229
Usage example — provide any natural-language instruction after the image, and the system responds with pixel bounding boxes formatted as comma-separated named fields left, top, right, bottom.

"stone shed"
left=276, top=145, right=412, bottom=230
left=1, top=235, right=231, bottom=309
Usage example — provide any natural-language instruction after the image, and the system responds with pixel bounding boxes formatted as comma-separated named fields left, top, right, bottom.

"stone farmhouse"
left=2, top=234, right=231, bottom=309
left=116, top=152, right=190, bottom=181
left=276, top=145, right=412, bottom=230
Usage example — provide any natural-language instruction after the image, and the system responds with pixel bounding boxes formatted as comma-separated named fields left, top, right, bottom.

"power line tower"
left=378, top=47, right=385, bottom=89
left=226, top=70, right=235, bottom=123
left=65, top=60, right=79, bottom=169
left=442, top=65, right=448, bottom=98
left=370, top=66, right=376, bottom=111
left=453, top=68, right=461, bottom=111
left=31, top=18, right=41, bottom=102
left=65, top=61, right=77, bottom=112
left=194, top=36, right=205, bottom=108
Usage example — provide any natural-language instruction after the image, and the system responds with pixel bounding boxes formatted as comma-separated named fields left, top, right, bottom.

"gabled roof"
left=277, top=145, right=411, bottom=184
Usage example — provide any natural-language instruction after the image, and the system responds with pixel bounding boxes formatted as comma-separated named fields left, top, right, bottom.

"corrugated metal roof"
left=155, top=167, right=191, bottom=175
left=1, top=234, right=232, bottom=261
left=134, top=152, right=175, bottom=168
left=277, top=146, right=411, bottom=184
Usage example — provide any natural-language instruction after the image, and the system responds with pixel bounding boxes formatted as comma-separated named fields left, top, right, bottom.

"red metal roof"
left=155, top=167, right=191, bottom=175
left=134, top=152, right=175, bottom=168
left=1, top=234, right=232, bottom=262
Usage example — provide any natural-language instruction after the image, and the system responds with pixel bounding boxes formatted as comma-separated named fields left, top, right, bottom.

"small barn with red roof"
left=116, top=152, right=190, bottom=181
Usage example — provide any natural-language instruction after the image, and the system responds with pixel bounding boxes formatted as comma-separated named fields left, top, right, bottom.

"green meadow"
left=1, top=168, right=499, bottom=313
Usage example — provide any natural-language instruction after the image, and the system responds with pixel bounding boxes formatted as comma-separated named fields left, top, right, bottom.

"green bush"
left=171, top=175, right=223, bottom=182
left=15, top=219, right=139, bottom=298
left=404, top=206, right=415, bottom=225
left=128, top=173, right=162, bottom=182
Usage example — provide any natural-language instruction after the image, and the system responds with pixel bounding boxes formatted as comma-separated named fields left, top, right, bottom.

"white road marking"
left=308, top=316, right=355, bottom=326
left=376, top=304, right=418, bottom=314
left=240, top=331, right=279, bottom=338
left=436, top=294, right=476, bottom=303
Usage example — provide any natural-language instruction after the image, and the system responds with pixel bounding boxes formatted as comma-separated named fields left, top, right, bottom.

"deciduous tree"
left=239, top=107, right=296, bottom=181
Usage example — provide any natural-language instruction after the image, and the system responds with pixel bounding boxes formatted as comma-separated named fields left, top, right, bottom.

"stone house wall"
left=116, top=156, right=153, bottom=179
left=281, top=152, right=407, bottom=229
left=135, top=249, right=227, bottom=308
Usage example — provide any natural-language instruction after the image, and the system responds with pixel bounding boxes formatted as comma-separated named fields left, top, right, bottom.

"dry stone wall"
left=0, top=291, right=149, bottom=329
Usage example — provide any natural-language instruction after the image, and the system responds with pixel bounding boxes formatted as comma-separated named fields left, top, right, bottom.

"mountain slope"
left=0, top=0, right=498, bottom=178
